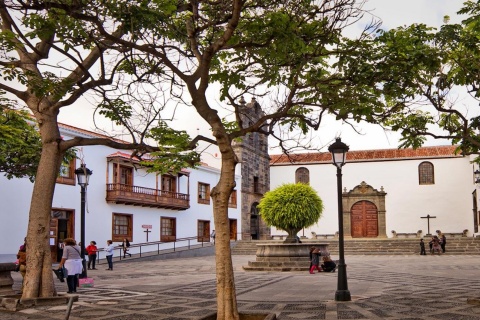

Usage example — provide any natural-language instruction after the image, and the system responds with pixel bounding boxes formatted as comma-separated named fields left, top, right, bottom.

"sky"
left=57, top=0, right=468, bottom=163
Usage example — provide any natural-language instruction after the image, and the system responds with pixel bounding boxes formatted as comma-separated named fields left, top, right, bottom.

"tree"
left=1, top=1, right=396, bottom=319
left=257, top=183, right=324, bottom=243
left=0, top=1, right=203, bottom=299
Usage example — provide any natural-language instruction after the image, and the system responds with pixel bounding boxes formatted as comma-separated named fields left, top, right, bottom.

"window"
left=197, top=220, right=210, bottom=242
left=112, top=213, right=132, bottom=242
left=295, top=167, right=310, bottom=184
left=161, top=174, right=177, bottom=193
left=114, top=165, right=133, bottom=185
left=419, top=162, right=435, bottom=185
left=198, top=182, right=210, bottom=204
left=57, top=158, right=76, bottom=185
left=161, top=217, right=176, bottom=242
left=253, top=176, right=259, bottom=193
left=228, top=190, right=237, bottom=208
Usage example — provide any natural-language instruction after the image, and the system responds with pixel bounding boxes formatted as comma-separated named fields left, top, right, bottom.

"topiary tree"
left=258, top=183, right=324, bottom=243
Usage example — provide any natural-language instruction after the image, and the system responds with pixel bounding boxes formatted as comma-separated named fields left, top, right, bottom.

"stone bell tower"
left=233, top=97, right=271, bottom=240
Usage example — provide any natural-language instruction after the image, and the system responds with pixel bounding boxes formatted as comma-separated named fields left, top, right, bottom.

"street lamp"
left=75, top=163, right=93, bottom=278
left=474, top=169, right=480, bottom=184
left=328, top=138, right=351, bottom=302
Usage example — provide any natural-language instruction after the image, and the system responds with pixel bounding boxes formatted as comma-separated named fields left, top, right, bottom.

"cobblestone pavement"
left=1, top=254, right=480, bottom=319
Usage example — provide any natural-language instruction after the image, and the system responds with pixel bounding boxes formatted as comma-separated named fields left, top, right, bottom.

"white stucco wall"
left=270, top=156, right=475, bottom=238
left=0, top=128, right=241, bottom=254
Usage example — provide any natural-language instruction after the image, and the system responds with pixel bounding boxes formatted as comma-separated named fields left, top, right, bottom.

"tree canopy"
left=335, top=1, right=480, bottom=158
left=258, top=183, right=324, bottom=236
left=0, top=105, right=40, bottom=181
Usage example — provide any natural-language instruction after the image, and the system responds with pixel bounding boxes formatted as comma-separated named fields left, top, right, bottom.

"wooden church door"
left=350, top=200, right=378, bottom=238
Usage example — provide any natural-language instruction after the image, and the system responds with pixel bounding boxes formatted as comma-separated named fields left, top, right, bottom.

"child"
left=321, top=255, right=337, bottom=272
left=419, top=238, right=426, bottom=255
left=309, top=248, right=321, bottom=274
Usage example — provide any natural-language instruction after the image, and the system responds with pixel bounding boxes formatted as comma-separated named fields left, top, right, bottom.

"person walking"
left=420, top=238, right=427, bottom=255
left=105, top=240, right=114, bottom=270
left=309, top=248, right=322, bottom=274
left=211, top=230, right=216, bottom=244
left=86, top=241, right=98, bottom=270
left=58, top=238, right=83, bottom=293
left=122, top=238, right=131, bottom=258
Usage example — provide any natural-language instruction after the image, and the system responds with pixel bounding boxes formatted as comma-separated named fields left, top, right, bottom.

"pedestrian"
left=122, top=238, right=131, bottom=258
left=420, top=238, right=426, bottom=255
left=440, top=233, right=447, bottom=253
left=321, top=255, right=337, bottom=272
left=309, top=246, right=316, bottom=269
left=428, top=236, right=434, bottom=253
left=105, top=240, right=114, bottom=270
left=16, top=241, right=27, bottom=294
left=86, top=241, right=98, bottom=270
left=309, top=248, right=321, bottom=274
left=211, top=230, right=216, bottom=244
left=57, top=238, right=83, bottom=293
left=431, top=235, right=442, bottom=254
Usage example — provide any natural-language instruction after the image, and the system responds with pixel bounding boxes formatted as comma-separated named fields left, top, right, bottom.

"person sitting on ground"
left=321, top=255, right=337, bottom=272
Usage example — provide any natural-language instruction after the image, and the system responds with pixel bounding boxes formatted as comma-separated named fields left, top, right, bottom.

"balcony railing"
left=106, top=183, right=190, bottom=210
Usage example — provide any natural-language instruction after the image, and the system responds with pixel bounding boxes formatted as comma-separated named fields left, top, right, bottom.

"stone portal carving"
left=342, top=181, right=387, bottom=239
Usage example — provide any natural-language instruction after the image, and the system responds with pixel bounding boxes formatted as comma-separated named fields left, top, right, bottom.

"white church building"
left=1, top=121, right=479, bottom=257
left=269, top=146, right=478, bottom=239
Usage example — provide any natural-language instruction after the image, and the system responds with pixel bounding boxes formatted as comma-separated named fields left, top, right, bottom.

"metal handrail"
left=94, top=236, right=213, bottom=263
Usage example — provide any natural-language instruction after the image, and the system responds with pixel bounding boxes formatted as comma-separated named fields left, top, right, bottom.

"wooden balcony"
left=106, top=183, right=190, bottom=210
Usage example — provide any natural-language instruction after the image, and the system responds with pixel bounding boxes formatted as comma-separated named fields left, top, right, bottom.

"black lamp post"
left=328, top=138, right=351, bottom=302
left=474, top=169, right=480, bottom=184
left=75, top=163, right=93, bottom=278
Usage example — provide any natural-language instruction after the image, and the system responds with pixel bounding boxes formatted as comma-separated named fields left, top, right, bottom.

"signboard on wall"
left=141, top=224, right=152, bottom=229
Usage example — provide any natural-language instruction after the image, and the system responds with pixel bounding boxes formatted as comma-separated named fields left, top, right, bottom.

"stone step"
left=232, top=238, right=480, bottom=255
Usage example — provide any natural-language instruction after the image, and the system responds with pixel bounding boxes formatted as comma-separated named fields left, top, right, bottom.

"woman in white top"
left=58, top=238, right=83, bottom=293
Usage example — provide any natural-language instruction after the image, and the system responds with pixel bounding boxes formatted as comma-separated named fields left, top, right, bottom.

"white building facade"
left=270, top=146, right=479, bottom=239
left=0, top=124, right=242, bottom=256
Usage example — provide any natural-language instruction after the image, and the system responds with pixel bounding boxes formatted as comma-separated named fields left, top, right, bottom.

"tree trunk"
left=23, top=118, right=64, bottom=298
left=212, top=156, right=239, bottom=320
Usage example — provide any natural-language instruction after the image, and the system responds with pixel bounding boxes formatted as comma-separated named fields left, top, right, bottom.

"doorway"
left=229, top=219, right=237, bottom=240
left=50, top=209, right=75, bottom=262
left=350, top=200, right=378, bottom=238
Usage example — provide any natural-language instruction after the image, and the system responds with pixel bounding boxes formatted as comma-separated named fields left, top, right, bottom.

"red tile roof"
left=270, top=145, right=461, bottom=165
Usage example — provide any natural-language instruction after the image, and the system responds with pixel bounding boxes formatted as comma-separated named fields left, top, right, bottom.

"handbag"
left=52, top=267, right=66, bottom=282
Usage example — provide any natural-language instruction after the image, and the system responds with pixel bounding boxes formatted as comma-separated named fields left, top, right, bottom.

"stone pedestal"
left=243, top=243, right=329, bottom=271
left=0, top=263, right=16, bottom=296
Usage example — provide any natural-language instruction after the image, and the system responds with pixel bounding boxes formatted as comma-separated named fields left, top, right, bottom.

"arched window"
left=419, top=162, right=434, bottom=185
left=295, top=167, right=310, bottom=184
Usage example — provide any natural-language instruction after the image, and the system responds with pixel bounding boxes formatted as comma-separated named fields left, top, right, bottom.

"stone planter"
left=243, top=243, right=329, bottom=271
left=200, top=311, right=276, bottom=320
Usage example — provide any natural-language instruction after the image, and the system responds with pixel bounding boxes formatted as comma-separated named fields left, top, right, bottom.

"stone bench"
left=0, top=263, right=17, bottom=296
left=271, top=235, right=287, bottom=240
left=391, top=230, right=422, bottom=238
left=445, top=232, right=467, bottom=238
left=311, top=232, right=338, bottom=239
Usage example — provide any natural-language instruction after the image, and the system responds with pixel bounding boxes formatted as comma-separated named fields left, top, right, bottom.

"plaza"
left=1, top=252, right=480, bottom=319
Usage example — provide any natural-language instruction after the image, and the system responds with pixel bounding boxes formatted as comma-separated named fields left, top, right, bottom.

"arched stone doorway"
left=351, top=201, right=378, bottom=238
left=342, top=181, right=387, bottom=239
